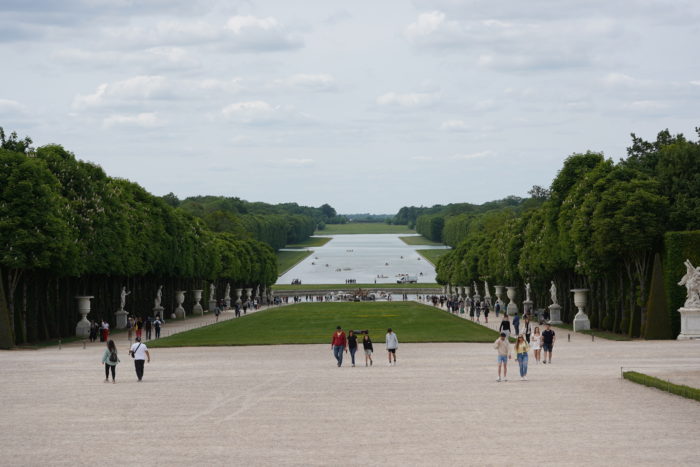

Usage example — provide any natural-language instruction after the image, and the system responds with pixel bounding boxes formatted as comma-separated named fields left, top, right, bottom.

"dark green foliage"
left=644, top=253, right=673, bottom=339
left=664, top=230, right=700, bottom=336
left=415, top=214, right=444, bottom=242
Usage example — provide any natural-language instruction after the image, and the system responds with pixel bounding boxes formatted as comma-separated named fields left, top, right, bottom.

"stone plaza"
left=0, top=311, right=699, bottom=466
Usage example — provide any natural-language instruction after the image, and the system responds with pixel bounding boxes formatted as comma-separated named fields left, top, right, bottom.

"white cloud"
left=440, top=120, right=470, bottom=131
left=223, top=15, right=302, bottom=51
left=272, top=74, right=336, bottom=91
left=376, top=92, right=437, bottom=108
left=226, top=16, right=280, bottom=34
left=73, top=75, right=170, bottom=109
left=221, top=100, right=289, bottom=124
left=406, top=11, right=446, bottom=38
left=0, top=98, right=27, bottom=114
left=279, top=158, right=315, bottom=167
left=102, top=112, right=163, bottom=128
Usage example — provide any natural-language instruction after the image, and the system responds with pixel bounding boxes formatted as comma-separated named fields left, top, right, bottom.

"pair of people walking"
left=100, top=337, right=151, bottom=383
left=493, top=332, right=530, bottom=381
left=331, top=327, right=397, bottom=367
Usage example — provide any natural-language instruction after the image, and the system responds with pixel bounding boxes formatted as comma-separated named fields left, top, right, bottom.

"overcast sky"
left=1, top=1, right=699, bottom=214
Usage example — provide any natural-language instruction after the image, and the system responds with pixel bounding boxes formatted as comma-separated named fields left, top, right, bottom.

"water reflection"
left=276, top=234, right=449, bottom=285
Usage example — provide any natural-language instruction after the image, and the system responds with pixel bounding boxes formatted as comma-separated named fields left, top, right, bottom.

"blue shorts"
left=497, top=355, right=508, bottom=364
left=542, top=343, right=553, bottom=352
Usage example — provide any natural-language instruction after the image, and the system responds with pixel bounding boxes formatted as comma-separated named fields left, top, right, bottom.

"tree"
left=0, top=127, right=33, bottom=154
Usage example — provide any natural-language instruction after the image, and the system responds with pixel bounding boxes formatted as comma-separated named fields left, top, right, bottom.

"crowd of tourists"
left=330, top=326, right=399, bottom=367
left=493, top=322, right=556, bottom=382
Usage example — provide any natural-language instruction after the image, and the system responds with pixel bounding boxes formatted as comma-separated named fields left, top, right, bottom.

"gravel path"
left=1, top=313, right=699, bottom=466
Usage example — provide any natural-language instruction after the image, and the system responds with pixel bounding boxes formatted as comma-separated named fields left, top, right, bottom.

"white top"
left=385, top=332, right=399, bottom=350
left=130, top=342, right=149, bottom=360
left=530, top=334, right=542, bottom=350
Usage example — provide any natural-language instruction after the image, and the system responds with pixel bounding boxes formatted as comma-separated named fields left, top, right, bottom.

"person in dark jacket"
left=347, top=330, right=358, bottom=367
left=362, top=333, right=374, bottom=366
left=499, top=315, right=511, bottom=338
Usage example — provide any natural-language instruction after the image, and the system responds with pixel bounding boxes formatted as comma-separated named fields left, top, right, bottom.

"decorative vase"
left=571, top=288, right=591, bottom=331
left=75, top=296, right=94, bottom=337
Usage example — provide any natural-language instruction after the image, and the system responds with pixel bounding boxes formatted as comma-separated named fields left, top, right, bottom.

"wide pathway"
left=1, top=310, right=699, bottom=465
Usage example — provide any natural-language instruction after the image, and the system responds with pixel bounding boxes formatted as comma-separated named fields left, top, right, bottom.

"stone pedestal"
left=571, top=289, right=590, bottom=332
left=153, top=305, right=165, bottom=319
left=548, top=304, right=562, bottom=324
left=115, top=309, right=128, bottom=329
left=522, top=300, right=533, bottom=316
left=192, top=290, right=203, bottom=316
left=225, top=298, right=231, bottom=308
left=208, top=300, right=217, bottom=312
left=677, top=308, right=700, bottom=339
left=506, top=286, right=518, bottom=316
left=75, top=296, right=93, bottom=337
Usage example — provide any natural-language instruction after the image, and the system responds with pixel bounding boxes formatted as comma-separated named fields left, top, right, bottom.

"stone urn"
left=464, top=286, right=471, bottom=298
left=235, top=288, right=242, bottom=305
left=571, top=288, right=591, bottom=331
left=245, top=287, right=253, bottom=302
left=192, top=289, right=204, bottom=316
left=175, top=291, right=187, bottom=319
left=506, top=286, right=518, bottom=316
left=494, top=285, right=505, bottom=304
left=75, top=296, right=94, bottom=337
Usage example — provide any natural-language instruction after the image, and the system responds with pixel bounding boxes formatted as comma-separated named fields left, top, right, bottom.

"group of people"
left=494, top=322, right=556, bottom=382
left=126, top=315, right=163, bottom=341
left=330, top=327, right=399, bottom=367
left=89, top=320, right=111, bottom=343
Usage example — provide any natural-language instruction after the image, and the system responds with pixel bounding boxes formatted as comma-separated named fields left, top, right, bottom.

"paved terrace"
left=0, top=304, right=699, bottom=466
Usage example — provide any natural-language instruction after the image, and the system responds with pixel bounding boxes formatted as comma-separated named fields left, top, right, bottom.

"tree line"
left=0, top=128, right=336, bottom=347
left=393, top=128, right=700, bottom=338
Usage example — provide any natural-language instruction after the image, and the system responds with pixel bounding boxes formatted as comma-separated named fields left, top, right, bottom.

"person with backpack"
left=101, top=339, right=120, bottom=383
left=363, top=333, right=374, bottom=366
left=129, top=337, right=151, bottom=382
left=153, top=316, right=162, bottom=339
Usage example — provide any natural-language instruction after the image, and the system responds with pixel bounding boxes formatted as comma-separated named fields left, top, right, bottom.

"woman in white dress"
left=531, top=326, right=542, bottom=364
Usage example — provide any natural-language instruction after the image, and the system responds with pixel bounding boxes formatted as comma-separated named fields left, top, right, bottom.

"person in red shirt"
left=331, top=326, right=347, bottom=367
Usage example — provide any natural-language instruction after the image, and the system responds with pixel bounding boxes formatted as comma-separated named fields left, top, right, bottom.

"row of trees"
left=167, top=196, right=339, bottom=250
left=395, top=128, right=700, bottom=338
left=0, top=130, right=278, bottom=348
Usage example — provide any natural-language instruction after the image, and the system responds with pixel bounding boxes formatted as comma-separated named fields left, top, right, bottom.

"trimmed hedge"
left=623, top=371, right=700, bottom=402
left=644, top=252, right=673, bottom=339
left=664, top=230, right=700, bottom=337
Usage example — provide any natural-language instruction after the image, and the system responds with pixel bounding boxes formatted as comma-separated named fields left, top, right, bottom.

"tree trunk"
left=0, top=267, right=14, bottom=348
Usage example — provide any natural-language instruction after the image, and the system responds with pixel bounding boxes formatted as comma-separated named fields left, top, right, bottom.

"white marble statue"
left=225, top=283, right=231, bottom=300
left=473, top=281, right=479, bottom=296
left=154, top=285, right=163, bottom=308
left=119, top=286, right=131, bottom=310
left=484, top=281, right=491, bottom=298
left=525, top=282, right=531, bottom=302
left=549, top=281, right=558, bottom=305
left=679, top=259, right=700, bottom=308
left=210, top=282, right=216, bottom=299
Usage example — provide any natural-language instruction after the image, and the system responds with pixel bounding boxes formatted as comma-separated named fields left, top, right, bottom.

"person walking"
left=494, top=332, right=511, bottom=382
left=531, top=326, right=542, bottom=364
left=135, top=317, right=143, bottom=340
left=127, top=317, right=134, bottom=342
left=542, top=323, right=556, bottom=364
left=363, top=333, right=374, bottom=366
left=523, top=315, right=531, bottom=343
left=483, top=301, right=490, bottom=323
left=153, top=316, right=162, bottom=339
left=145, top=317, right=153, bottom=340
left=499, top=315, right=511, bottom=338
left=101, top=339, right=120, bottom=383
left=129, top=337, right=150, bottom=382
left=494, top=301, right=501, bottom=318
left=513, top=313, right=521, bottom=337
left=385, top=328, right=398, bottom=366
left=89, top=320, right=98, bottom=343
left=514, top=334, right=530, bottom=380
left=214, top=305, right=221, bottom=322
left=347, top=330, right=358, bottom=367
left=331, top=326, right=347, bottom=367
left=100, top=320, right=110, bottom=342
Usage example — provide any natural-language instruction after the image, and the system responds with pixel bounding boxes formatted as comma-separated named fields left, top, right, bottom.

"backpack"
left=109, top=351, right=118, bottom=363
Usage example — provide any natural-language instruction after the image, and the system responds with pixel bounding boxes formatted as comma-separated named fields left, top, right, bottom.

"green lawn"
left=417, top=249, right=451, bottom=266
left=277, top=250, right=313, bottom=276
left=271, top=282, right=440, bottom=291
left=623, top=371, right=700, bottom=402
left=399, top=236, right=444, bottom=246
left=148, top=302, right=500, bottom=347
left=286, top=237, right=332, bottom=248
left=316, top=223, right=415, bottom=235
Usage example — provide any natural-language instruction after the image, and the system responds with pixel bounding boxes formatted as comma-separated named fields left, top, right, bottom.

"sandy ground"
left=1, top=308, right=700, bottom=466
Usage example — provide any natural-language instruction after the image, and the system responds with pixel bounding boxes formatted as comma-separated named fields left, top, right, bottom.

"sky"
left=1, top=0, right=699, bottom=214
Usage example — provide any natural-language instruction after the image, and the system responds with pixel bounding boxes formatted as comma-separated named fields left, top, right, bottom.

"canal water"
left=276, top=234, right=450, bottom=285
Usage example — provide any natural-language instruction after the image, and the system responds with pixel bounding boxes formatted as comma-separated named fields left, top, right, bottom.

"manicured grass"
left=148, top=302, right=500, bottom=347
left=277, top=250, right=313, bottom=276
left=271, top=283, right=441, bottom=291
left=399, top=236, right=444, bottom=246
left=286, top=237, right=332, bottom=248
left=417, top=248, right=450, bottom=266
left=623, top=371, right=700, bottom=402
left=316, top=223, right=415, bottom=235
